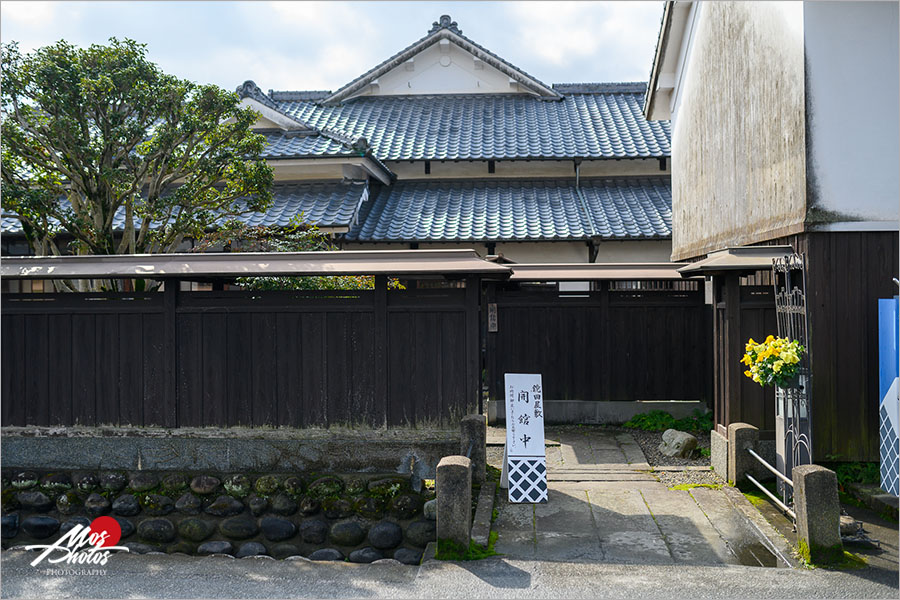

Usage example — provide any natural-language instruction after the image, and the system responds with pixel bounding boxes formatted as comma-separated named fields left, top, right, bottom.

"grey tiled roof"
left=267, top=91, right=670, bottom=162
left=579, top=177, right=672, bottom=238
left=346, top=177, right=671, bottom=242
left=260, top=131, right=357, bottom=159
left=0, top=181, right=367, bottom=234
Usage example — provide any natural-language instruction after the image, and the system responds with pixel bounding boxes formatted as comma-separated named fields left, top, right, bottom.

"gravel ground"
left=654, top=469, right=724, bottom=487
left=606, top=426, right=711, bottom=468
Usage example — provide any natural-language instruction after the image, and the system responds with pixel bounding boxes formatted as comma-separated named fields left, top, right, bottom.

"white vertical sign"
left=502, top=373, right=548, bottom=503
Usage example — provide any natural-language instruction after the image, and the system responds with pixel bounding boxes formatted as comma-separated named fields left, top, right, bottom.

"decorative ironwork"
left=772, top=253, right=813, bottom=505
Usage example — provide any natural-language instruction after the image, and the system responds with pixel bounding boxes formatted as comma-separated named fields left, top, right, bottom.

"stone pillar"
left=727, top=422, right=759, bottom=485
left=710, top=428, right=729, bottom=480
left=460, top=414, right=486, bottom=485
left=436, top=455, right=471, bottom=548
left=792, top=464, right=843, bottom=564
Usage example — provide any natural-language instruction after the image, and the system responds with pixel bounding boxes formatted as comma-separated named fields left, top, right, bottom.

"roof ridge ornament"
left=236, top=80, right=279, bottom=110
left=428, top=15, right=461, bottom=35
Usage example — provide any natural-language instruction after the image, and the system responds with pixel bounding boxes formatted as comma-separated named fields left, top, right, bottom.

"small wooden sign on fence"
left=500, top=373, right=548, bottom=503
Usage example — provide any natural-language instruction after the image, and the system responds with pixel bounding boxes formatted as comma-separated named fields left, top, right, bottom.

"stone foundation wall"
left=1, top=470, right=436, bottom=565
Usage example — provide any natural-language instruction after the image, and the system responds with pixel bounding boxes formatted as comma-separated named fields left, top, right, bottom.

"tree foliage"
left=1, top=38, right=273, bottom=264
left=197, top=218, right=403, bottom=291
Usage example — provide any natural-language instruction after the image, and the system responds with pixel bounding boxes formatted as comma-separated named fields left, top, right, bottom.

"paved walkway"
left=490, top=427, right=789, bottom=567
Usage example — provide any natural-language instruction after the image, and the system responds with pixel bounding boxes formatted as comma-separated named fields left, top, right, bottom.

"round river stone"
left=112, top=494, right=141, bottom=517
left=299, top=519, right=328, bottom=544
left=308, top=548, right=343, bottom=561
left=218, top=517, right=259, bottom=540
left=22, top=516, right=60, bottom=539
left=137, top=518, right=176, bottom=543
left=198, top=540, right=233, bottom=556
left=178, top=517, right=214, bottom=542
left=260, top=517, right=296, bottom=542
left=205, top=495, right=244, bottom=517
left=236, top=542, right=267, bottom=558
left=84, top=493, right=111, bottom=516
left=329, top=520, right=365, bottom=546
left=368, top=521, right=403, bottom=550
left=128, top=473, right=158, bottom=493
left=190, top=476, right=220, bottom=495
left=405, top=520, right=436, bottom=548
left=349, top=547, right=384, bottom=564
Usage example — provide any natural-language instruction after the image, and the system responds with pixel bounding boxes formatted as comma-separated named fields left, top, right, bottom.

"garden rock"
left=840, top=515, right=859, bottom=536
left=84, top=493, right=111, bottom=516
left=299, top=519, right=328, bottom=544
left=322, top=498, right=353, bottom=519
left=190, top=476, right=220, bottom=495
left=223, top=475, right=251, bottom=498
left=368, top=521, right=403, bottom=550
left=137, top=518, right=176, bottom=543
left=389, top=494, right=423, bottom=520
left=205, top=495, right=244, bottom=517
left=270, top=543, right=301, bottom=559
left=298, top=497, right=321, bottom=515
left=308, top=548, right=343, bottom=561
left=11, top=471, right=38, bottom=489
left=659, top=429, right=698, bottom=458
left=178, top=518, right=214, bottom=542
left=405, top=520, right=436, bottom=548
left=254, top=475, right=280, bottom=496
left=161, top=474, right=189, bottom=493
left=308, top=476, right=343, bottom=498
left=128, top=473, right=158, bottom=492
left=112, top=494, right=141, bottom=517
left=140, top=494, right=174, bottom=516
left=22, top=516, right=60, bottom=539
left=247, top=495, right=268, bottom=517
left=60, top=516, right=91, bottom=536
left=16, top=491, right=53, bottom=512
left=349, top=547, right=383, bottom=563
left=269, top=493, right=298, bottom=516
left=329, top=520, right=365, bottom=546
left=100, top=472, right=127, bottom=493
left=393, top=547, right=423, bottom=565
left=74, top=473, right=99, bottom=492
left=167, top=542, right=194, bottom=555
left=2, top=514, right=19, bottom=538
left=282, top=476, right=305, bottom=497
left=345, top=477, right=368, bottom=496
left=218, top=517, right=258, bottom=540
left=56, top=492, right=82, bottom=515
left=175, top=493, right=202, bottom=515
left=423, top=499, right=437, bottom=521
left=260, top=517, right=296, bottom=542
left=236, top=542, right=267, bottom=558
left=114, top=517, right=135, bottom=539
left=353, top=496, right=385, bottom=519
left=198, top=541, right=233, bottom=556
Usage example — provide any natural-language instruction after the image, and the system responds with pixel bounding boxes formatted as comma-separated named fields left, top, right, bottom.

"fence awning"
left=509, top=263, right=701, bottom=281
left=0, top=249, right=512, bottom=280
left=676, top=246, right=795, bottom=277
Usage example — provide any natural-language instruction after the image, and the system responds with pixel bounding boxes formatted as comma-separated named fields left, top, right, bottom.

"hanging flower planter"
left=741, top=335, right=806, bottom=388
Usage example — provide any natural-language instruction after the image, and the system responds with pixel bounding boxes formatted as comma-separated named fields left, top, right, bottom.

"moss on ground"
left=435, top=530, right=500, bottom=561
left=669, top=483, right=722, bottom=491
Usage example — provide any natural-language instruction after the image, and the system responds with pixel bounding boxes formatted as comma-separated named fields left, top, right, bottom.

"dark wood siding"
left=1, top=286, right=477, bottom=428
left=487, top=282, right=712, bottom=405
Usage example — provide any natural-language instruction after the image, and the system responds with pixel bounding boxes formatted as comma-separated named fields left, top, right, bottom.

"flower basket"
left=741, top=335, right=805, bottom=388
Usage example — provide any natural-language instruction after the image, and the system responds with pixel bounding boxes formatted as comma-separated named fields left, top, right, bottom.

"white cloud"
left=1, top=1, right=59, bottom=29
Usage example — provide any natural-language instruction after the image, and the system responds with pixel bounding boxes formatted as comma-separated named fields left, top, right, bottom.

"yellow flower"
left=748, top=338, right=757, bottom=346
left=773, top=360, right=784, bottom=373
left=744, top=370, right=752, bottom=377
left=765, top=335, right=775, bottom=343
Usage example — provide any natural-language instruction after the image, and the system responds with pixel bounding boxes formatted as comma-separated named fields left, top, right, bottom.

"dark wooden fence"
left=712, top=279, right=777, bottom=436
left=1, top=280, right=480, bottom=428
left=485, top=281, right=712, bottom=404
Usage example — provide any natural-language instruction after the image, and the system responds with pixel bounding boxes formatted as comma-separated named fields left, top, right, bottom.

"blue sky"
left=1, top=1, right=664, bottom=93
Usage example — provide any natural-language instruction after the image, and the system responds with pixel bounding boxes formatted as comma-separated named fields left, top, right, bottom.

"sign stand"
left=502, top=373, right=548, bottom=503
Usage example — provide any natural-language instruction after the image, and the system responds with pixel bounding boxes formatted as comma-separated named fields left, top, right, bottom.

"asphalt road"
left=2, top=549, right=898, bottom=600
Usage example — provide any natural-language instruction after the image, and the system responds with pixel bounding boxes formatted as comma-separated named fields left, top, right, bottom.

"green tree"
left=197, top=218, right=403, bottom=291
left=1, top=38, right=273, bottom=288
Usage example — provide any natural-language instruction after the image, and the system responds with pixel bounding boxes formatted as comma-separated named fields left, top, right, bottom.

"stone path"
left=489, top=427, right=789, bottom=567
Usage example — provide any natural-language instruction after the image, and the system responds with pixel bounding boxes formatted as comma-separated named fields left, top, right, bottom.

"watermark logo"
left=25, top=516, right=130, bottom=567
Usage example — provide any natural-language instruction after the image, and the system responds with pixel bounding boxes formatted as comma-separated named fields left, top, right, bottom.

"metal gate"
left=772, top=253, right=813, bottom=503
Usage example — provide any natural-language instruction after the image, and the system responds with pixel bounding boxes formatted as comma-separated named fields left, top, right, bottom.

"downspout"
left=573, top=159, right=599, bottom=262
